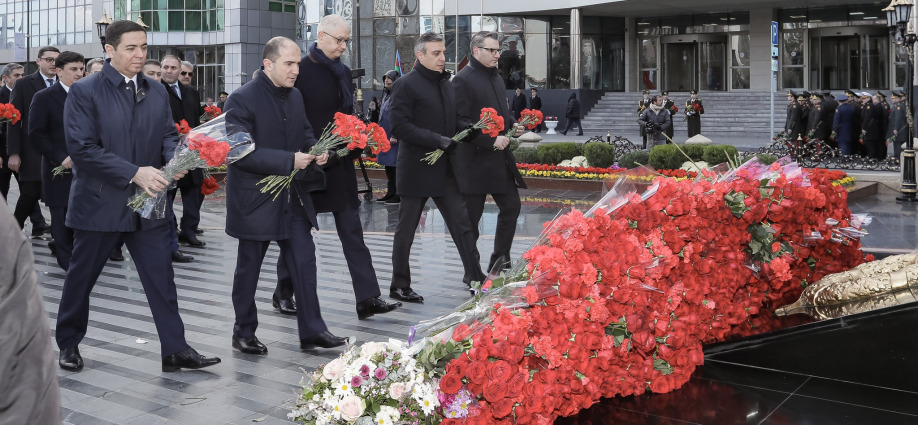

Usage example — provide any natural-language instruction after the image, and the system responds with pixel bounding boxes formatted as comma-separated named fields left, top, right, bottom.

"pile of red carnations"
left=431, top=159, right=867, bottom=425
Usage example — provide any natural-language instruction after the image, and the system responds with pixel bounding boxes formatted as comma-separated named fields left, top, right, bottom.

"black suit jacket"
left=1, top=85, right=10, bottom=160
left=164, top=81, right=204, bottom=186
left=512, top=93, right=527, bottom=119
left=29, top=82, right=71, bottom=207
left=8, top=71, right=55, bottom=182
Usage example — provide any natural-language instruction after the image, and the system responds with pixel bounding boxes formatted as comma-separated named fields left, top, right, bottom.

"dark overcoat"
left=389, top=63, right=459, bottom=197
left=224, top=71, right=324, bottom=241
left=511, top=92, right=527, bottom=119
left=832, top=102, right=858, bottom=148
left=7, top=71, right=51, bottom=182
left=294, top=53, right=360, bottom=213
left=565, top=93, right=581, bottom=119
left=888, top=103, right=908, bottom=145
left=375, top=90, right=399, bottom=167
left=1, top=85, right=10, bottom=164
left=63, top=61, right=179, bottom=232
left=165, top=81, right=204, bottom=187
left=28, top=82, right=72, bottom=207
left=451, top=57, right=525, bottom=196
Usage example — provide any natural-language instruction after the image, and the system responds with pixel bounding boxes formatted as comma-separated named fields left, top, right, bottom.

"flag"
left=395, top=50, right=404, bottom=76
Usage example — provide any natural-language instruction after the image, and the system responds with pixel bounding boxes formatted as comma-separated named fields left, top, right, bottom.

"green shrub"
left=513, top=147, right=540, bottom=164
left=617, top=150, right=650, bottom=169
left=702, top=144, right=739, bottom=165
left=648, top=144, right=683, bottom=170
left=583, top=143, right=616, bottom=168
left=681, top=144, right=706, bottom=162
left=752, top=153, right=778, bottom=165
left=538, top=142, right=583, bottom=165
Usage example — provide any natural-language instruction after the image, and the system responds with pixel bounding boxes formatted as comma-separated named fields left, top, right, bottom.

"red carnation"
left=200, top=175, right=219, bottom=195
left=188, top=134, right=232, bottom=167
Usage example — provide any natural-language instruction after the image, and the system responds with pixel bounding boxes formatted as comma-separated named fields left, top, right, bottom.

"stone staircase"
left=581, top=91, right=791, bottom=147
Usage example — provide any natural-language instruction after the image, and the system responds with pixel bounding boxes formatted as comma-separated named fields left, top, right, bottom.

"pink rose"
left=322, top=357, right=345, bottom=381
left=339, top=395, right=366, bottom=422
left=388, top=382, right=407, bottom=400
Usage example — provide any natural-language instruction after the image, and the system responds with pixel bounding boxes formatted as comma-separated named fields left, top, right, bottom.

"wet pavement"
left=7, top=173, right=918, bottom=424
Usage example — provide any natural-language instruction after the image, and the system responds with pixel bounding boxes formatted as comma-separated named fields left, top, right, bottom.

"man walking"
left=7, top=47, right=58, bottom=232
left=388, top=32, right=484, bottom=302
left=559, top=92, right=583, bottom=136
left=57, top=20, right=220, bottom=372
left=285, top=14, right=401, bottom=319
left=452, top=31, right=527, bottom=275
left=29, top=51, right=84, bottom=271
left=1, top=63, right=26, bottom=201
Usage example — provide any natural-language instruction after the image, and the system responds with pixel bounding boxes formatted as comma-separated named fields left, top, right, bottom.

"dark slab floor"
left=7, top=175, right=918, bottom=424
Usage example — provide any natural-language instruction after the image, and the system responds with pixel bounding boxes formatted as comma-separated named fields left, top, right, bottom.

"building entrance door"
left=662, top=35, right=727, bottom=92
left=819, top=36, right=859, bottom=90
left=664, top=43, right=695, bottom=92
left=808, top=27, right=889, bottom=91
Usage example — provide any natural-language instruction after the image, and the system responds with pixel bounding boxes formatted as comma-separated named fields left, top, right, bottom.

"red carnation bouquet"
left=200, top=105, right=221, bottom=123
left=423, top=107, right=504, bottom=164
left=257, top=112, right=370, bottom=200
left=200, top=175, right=220, bottom=195
left=515, top=108, right=544, bottom=131
left=336, top=122, right=391, bottom=157
left=0, top=103, right=21, bottom=125
left=128, top=113, right=254, bottom=218
left=175, top=119, right=192, bottom=135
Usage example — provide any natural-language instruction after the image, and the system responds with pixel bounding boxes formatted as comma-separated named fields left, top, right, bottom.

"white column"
left=570, top=8, right=582, bottom=89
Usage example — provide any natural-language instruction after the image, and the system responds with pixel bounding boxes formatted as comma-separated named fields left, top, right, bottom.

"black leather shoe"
left=162, top=347, right=221, bottom=372
left=272, top=294, right=297, bottom=315
left=194, top=228, right=204, bottom=235
left=232, top=334, right=268, bottom=355
left=300, top=331, right=349, bottom=350
left=48, top=240, right=58, bottom=257
left=59, top=346, right=83, bottom=371
left=171, top=250, right=194, bottom=262
left=110, top=248, right=125, bottom=262
left=178, top=233, right=206, bottom=247
left=390, top=287, right=424, bottom=303
left=356, top=297, right=402, bottom=320
left=31, top=222, right=51, bottom=237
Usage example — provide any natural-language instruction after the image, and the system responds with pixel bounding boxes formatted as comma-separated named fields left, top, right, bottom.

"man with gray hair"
left=1, top=63, right=26, bottom=200
left=387, top=32, right=483, bottom=302
left=179, top=60, right=194, bottom=86
left=86, top=57, right=105, bottom=75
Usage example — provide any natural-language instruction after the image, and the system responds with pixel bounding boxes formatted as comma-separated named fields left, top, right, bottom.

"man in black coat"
left=1, top=64, right=27, bottom=200
left=784, top=90, right=802, bottom=141
left=29, top=51, right=84, bottom=271
left=284, top=14, right=400, bottom=319
left=560, top=92, right=583, bottom=136
left=388, top=32, right=484, bottom=302
left=529, top=88, right=543, bottom=133
left=225, top=36, right=349, bottom=354
left=662, top=91, right=676, bottom=142
left=58, top=20, right=220, bottom=372
left=511, top=87, right=527, bottom=120
left=684, top=90, right=704, bottom=138
left=859, top=92, right=886, bottom=160
left=7, top=46, right=58, bottom=231
left=453, top=31, right=527, bottom=275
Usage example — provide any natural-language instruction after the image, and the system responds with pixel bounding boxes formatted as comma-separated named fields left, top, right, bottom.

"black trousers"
left=275, top=207, right=381, bottom=303
left=233, top=213, right=327, bottom=339
left=1, top=171, right=44, bottom=224
left=465, top=178, right=520, bottom=273
left=383, top=166, right=397, bottom=197
left=49, top=206, right=74, bottom=271
left=170, top=186, right=202, bottom=239
left=687, top=115, right=702, bottom=137
left=391, top=175, right=484, bottom=290
left=12, top=179, right=41, bottom=229
left=56, top=222, right=191, bottom=357
left=561, top=119, right=583, bottom=135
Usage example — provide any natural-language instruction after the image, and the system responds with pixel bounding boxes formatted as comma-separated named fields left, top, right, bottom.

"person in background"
left=217, top=91, right=228, bottom=109
left=204, top=97, right=214, bottom=107
left=1, top=63, right=26, bottom=201
left=529, top=87, right=543, bottom=133
left=375, top=70, right=400, bottom=204
left=7, top=46, right=58, bottom=234
left=661, top=91, right=677, bottom=143
left=511, top=86, right=527, bottom=120
left=85, top=58, right=105, bottom=75
left=142, top=59, right=162, bottom=82
left=637, top=89, right=651, bottom=148
left=559, top=92, right=583, bottom=136
left=367, top=96, right=380, bottom=123
left=888, top=91, right=908, bottom=159
left=684, top=90, right=704, bottom=138
left=29, top=51, right=84, bottom=271
left=57, top=20, right=221, bottom=372
left=179, top=61, right=194, bottom=86
left=831, top=93, right=857, bottom=155
left=639, top=95, right=671, bottom=149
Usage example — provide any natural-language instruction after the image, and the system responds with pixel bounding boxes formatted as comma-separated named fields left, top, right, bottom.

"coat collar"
left=467, top=56, right=498, bottom=76
left=48, top=82, right=67, bottom=107
left=413, top=61, right=450, bottom=83
left=100, top=58, right=149, bottom=91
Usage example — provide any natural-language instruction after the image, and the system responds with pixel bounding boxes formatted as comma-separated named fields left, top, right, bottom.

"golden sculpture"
left=776, top=253, right=918, bottom=320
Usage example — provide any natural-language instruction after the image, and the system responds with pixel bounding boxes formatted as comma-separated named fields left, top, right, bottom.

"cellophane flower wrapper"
left=128, top=113, right=254, bottom=219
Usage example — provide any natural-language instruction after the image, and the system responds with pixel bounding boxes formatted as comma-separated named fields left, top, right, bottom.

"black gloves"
left=438, top=136, right=458, bottom=153
left=322, top=150, right=341, bottom=169
left=458, top=124, right=480, bottom=143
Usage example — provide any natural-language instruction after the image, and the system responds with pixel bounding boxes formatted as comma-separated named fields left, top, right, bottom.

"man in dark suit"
left=388, top=32, right=484, bottom=302
left=662, top=91, right=676, bottom=142
left=29, top=51, right=84, bottom=271
left=57, top=20, right=220, bottom=372
left=529, top=88, right=543, bottom=133
left=511, top=87, right=527, bottom=120
left=284, top=14, right=400, bottom=319
left=225, top=36, right=350, bottom=354
left=161, top=55, right=205, bottom=251
left=7, top=47, right=58, bottom=232
left=452, top=31, right=526, bottom=276
left=1, top=63, right=26, bottom=200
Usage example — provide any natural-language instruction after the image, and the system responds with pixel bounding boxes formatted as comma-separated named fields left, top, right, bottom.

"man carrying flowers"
left=387, top=32, right=483, bottom=303
left=224, top=36, right=350, bottom=354
left=451, top=31, right=527, bottom=277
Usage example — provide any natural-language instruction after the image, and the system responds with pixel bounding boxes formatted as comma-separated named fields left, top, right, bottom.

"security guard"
left=638, top=89, right=651, bottom=148
left=684, top=90, right=704, bottom=137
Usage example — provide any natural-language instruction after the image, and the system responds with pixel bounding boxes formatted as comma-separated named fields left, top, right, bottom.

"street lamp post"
left=95, top=11, right=113, bottom=54
left=886, top=0, right=918, bottom=202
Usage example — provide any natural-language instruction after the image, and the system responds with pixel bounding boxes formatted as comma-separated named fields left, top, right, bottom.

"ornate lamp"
left=135, top=15, right=150, bottom=29
left=887, top=0, right=918, bottom=202
left=95, top=11, right=112, bottom=54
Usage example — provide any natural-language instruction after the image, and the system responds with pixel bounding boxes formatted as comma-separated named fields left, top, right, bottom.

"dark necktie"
left=127, top=80, right=137, bottom=102
left=172, top=84, right=181, bottom=100
left=46, top=78, right=54, bottom=87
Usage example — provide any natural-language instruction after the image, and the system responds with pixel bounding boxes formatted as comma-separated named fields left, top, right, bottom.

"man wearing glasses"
left=286, top=14, right=401, bottom=318
left=7, top=46, right=57, bottom=235
left=179, top=61, right=195, bottom=86
left=451, top=31, right=525, bottom=277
